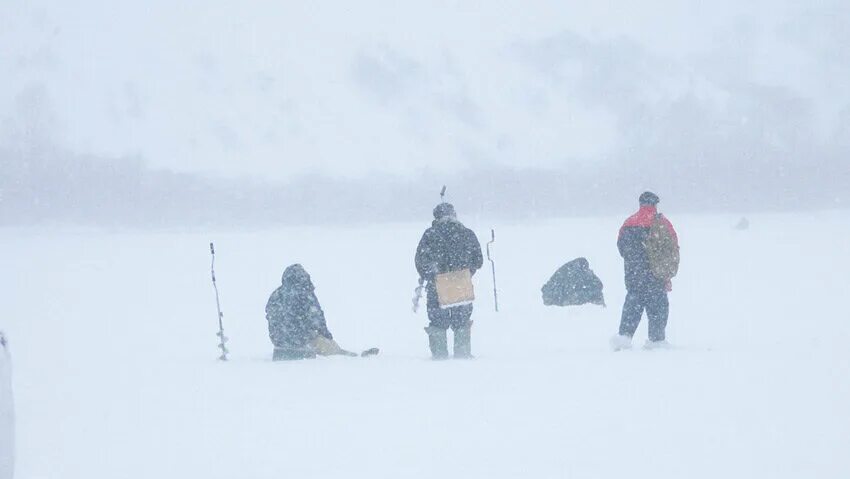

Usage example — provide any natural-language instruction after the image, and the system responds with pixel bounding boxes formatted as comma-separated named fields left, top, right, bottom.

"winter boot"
left=643, top=339, right=671, bottom=350
left=609, top=334, right=633, bottom=352
left=360, top=348, right=380, bottom=357
left=453, top=321, right=473, bottom=359
left=424, top=326, right=449, bottom=360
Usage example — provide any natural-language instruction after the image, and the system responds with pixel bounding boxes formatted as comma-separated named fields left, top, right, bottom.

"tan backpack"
left=646, top=214, right=680, bottom=281
left=435, top=269, right=475, bottom=308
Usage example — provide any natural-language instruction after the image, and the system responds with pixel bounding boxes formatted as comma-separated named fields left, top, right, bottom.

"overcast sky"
left=2, top=0, right=848, bottom=183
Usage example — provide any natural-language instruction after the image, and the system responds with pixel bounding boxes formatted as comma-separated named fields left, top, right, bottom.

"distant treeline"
left=1, top=144, right=847, bottom=228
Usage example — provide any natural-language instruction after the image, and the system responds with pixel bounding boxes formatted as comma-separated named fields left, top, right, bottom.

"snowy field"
left=2, top=211, right=849, bottom=478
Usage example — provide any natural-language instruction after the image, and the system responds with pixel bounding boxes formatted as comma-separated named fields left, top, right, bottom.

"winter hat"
left=639, top=191, right=660, bottom=206
left=433, top=202, right=457, bottom=220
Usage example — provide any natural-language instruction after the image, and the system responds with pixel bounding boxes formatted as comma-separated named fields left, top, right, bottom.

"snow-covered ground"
left=1, top=211, right=849, bottom=478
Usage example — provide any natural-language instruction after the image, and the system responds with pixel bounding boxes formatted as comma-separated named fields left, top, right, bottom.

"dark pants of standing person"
left=426, top=286, right=473, bottom=330
left=427, top=304, right=473, bottom=330
left=619, top=288, right=669, bottom=341
left=425, top=287, right=474, bottom=358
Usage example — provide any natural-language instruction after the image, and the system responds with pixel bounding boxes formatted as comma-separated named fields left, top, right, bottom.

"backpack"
left=435, top=269, right=475, bottom=308
left=645, top=214, right=679, bottom=281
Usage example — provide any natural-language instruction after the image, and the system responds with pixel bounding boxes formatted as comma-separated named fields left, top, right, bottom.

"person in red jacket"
left=610, top=192, right=679, bottom=350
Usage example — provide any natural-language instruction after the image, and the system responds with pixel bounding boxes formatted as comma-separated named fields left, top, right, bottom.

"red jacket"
left=617, top=206, right=678, bottom=291
left=618, top=206, right=678, bottom=243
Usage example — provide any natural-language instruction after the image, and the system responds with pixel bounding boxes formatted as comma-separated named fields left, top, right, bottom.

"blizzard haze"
left=2, top=3, right=850, bottom=479
left=1, top=0, right=849, bottom=223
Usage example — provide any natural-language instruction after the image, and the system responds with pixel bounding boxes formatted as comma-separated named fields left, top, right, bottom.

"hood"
left=281, top=264, right=314, bottom=290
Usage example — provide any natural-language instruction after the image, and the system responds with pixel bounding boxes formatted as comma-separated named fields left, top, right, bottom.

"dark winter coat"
left=265, top=264, right=333, bottom=350
left=541, top=258, right=605, bottom=307
left=415, top=218, right=483, bottom=311
left=617, top=205, right=678, bottom=292
left=415, top=218, right=483, bottom=280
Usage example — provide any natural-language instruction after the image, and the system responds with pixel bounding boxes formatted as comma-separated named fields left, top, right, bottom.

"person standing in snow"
left=610, top=192, right=679, bottom=350
left=266, top=264, right=344, bottom=360
left=415, top=203, right=483, bottom=359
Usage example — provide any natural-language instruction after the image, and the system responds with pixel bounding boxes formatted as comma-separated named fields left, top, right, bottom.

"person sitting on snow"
left=541, top=257, right=605, bottom=307
left=265, top=264, right=354, bottom=360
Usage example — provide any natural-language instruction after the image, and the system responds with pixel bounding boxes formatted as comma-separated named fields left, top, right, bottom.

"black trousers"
left=428, top=304, right=473, bottom=330
left=426, top=286, right=473, bottom=330
left=618, top=288, right=669, bottom=341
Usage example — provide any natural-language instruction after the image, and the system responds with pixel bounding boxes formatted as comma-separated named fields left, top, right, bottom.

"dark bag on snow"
left=541, top=258, right=605, bottom=307
left=646, top=214, right=680, bottom=281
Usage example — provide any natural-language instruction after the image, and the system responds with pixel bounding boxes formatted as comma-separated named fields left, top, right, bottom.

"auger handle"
left=487, top=229, right=499, bottom=312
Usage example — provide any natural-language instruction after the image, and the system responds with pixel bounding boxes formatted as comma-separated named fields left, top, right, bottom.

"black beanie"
left=639, top=191, right=660, bottom=206
left=433, top=202, right=457, bottom=219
